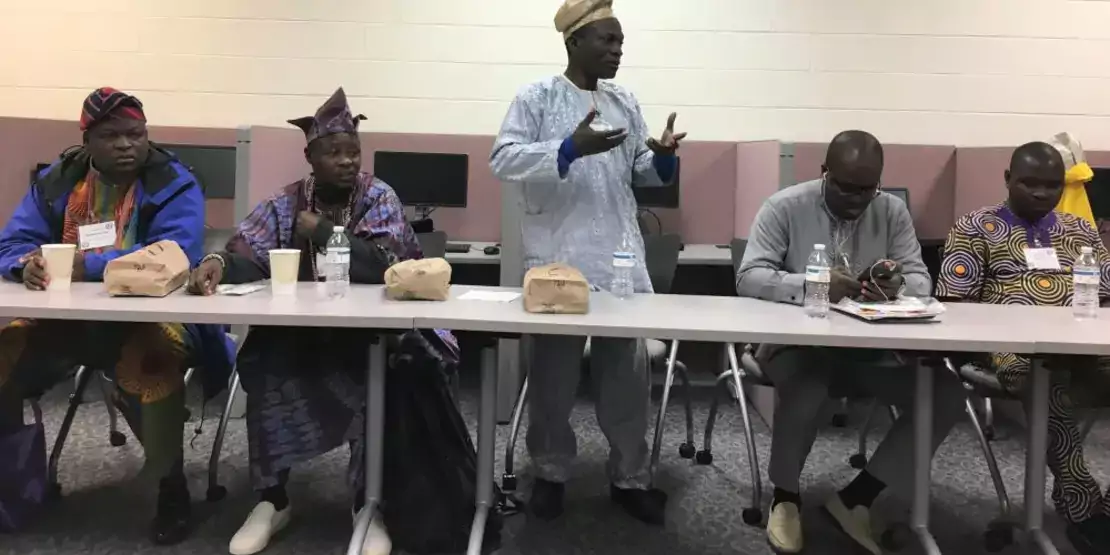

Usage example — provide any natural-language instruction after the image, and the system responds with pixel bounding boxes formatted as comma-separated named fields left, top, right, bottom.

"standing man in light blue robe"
left=489, top=0, right=684, bottom=527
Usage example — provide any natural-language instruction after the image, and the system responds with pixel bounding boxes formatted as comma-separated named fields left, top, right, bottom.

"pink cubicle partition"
left=954, top=147, right=1110, bottom=220
left=793, top=143, right=957, bottom=240
left=246, top=129, right=747, bottom=244
left=0, top=117, right=237, bottom=228
left=733, top=141, right=781, bottom=239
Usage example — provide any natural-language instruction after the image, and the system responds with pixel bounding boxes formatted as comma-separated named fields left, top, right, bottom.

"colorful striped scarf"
left=61, top=167, right=140, bottom=252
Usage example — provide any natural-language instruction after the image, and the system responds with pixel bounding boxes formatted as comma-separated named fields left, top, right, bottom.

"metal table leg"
left=1025, top=359, right=1060, bottom=555
left=912, top=361, right=941, bottom=555
left=347, top=340, right=387, bottom=555
left=468, top=345, right=498, bottom=555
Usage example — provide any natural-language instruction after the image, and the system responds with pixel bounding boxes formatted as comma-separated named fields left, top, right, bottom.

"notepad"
left=458, top=290, right=521, bottom=302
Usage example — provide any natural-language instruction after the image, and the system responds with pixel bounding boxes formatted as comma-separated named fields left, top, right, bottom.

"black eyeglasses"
left=823, top=172, right=882, bottom=199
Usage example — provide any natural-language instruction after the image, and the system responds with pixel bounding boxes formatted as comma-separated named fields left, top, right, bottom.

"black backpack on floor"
left=380, top=331, right=505, bottom=554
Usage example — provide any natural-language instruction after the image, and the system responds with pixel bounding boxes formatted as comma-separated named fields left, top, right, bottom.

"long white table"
left=0, top=282, right=1091, bottom=555
left=409, top=286, right=1048, bottom=555
left=0, top=283, right=410, bottom=555
left=444, top=242, right=733, bottom=266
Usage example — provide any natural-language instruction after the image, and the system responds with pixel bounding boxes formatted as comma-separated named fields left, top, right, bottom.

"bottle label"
left=613, top=252, right=636, bottom=268
left=1074, top=269, right=1100, bottom=286
left=805, top=265, right=830, bottom=283
left=327, top=247, right=351, bottom=265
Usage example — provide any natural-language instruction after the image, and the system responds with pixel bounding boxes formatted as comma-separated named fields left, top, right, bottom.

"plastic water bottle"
left=1073, top=246, right=1099, bottom=320
left=804, top=244, right=832, bottom=318
left=611, top=236, right=636, bottom=299
left=325, top=226, right=351, bottom=299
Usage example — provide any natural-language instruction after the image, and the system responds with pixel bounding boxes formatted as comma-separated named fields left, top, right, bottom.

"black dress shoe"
left=1066, top=516, right=1110, bottom=555
left=610, top=485, right=667, bottom=526
left=528, top=478, right=565, bottom=520
left=151, top=476, right=192, bottom=545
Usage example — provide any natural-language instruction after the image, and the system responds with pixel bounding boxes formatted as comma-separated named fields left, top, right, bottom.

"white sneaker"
left=229, top=501, right=292, bottom=555
left=823, top=496, right=880, bottom=555
left=766, top=502, right=803, bottom=553
left=361, top=516, right=392, bottom=555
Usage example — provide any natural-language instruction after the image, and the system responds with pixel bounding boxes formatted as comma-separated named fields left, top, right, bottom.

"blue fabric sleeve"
left=557, top=137, right=580, bottom=178
left=0, top=187, right=54, bottom=281
left=653, top=154, right=677, bottom=183
left=82, top=182, right=206, bottom=280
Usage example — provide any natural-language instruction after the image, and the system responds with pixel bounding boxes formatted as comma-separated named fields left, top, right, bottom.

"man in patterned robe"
left=937, top=141, right=1110, bottom=555
left=189, top=88, right=457, bottom=555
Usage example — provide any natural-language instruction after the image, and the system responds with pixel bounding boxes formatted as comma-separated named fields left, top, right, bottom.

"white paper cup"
left=41, top=244, right=76, bottom=291
left=269, top=249, right=301, bottom=296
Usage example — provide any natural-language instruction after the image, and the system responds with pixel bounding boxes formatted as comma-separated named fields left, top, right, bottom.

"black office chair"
left=500, top=233, right=696, bottom=492
left=416, top=231, right=448, bottom=259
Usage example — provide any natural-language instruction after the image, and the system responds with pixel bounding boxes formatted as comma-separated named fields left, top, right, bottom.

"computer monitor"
left=633, top=157, right=681, bottom=208
left=162, top=144, right=237, bottom=199
left=884, top=187, right=910, bottom=211
left=373, top=151, right=468, bottom=208
left=1086, top=168, right=1110, bottom=220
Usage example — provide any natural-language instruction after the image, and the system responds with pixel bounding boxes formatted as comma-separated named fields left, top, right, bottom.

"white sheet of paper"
left=458, top=290, right=521, bottom=302
left=78, top=221, right=116, bottom=251
left=1024, top=247, right=1061, bottom=270
left=216, top=283, right=267, bottom=296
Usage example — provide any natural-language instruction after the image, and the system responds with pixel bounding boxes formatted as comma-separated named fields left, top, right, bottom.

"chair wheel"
left=501, top=474, right=518, bottom=492
left=984, top=521, right=1015, bottom=552
left=206, top=485, right=227, bottom=502
left=694, top=450, right=713, bottom=465
left=46, top=482, right=62, bottom=502
left=109, top=431, right=127, bottom=447
left=849, top=453, right=867, bottom=469
left=742, top=507, right=762, bottom=525
left=831, top=413, right=848, bottom=427
left=881, top=523, right=912, bottom=551
left=678, top=442, right=696, bottom=459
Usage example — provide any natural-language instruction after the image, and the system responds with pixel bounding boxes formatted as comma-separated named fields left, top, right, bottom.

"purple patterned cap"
left=288, top=87, right=367, bottom=144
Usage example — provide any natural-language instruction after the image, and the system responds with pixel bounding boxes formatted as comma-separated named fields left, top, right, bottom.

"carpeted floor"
left=2, top=383, right=1105, bottom=555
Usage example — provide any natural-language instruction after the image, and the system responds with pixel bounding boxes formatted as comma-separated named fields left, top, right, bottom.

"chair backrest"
left=204, top=228, right=236, bottom=254
left=643, top=233, right=682, bottom=294
left=730, top=238, right=748, bottom=279
left=416, top=231, right=448, bottom=259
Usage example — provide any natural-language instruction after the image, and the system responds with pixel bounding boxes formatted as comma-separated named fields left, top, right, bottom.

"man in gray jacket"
left=736, top=130, right=965, bottom=554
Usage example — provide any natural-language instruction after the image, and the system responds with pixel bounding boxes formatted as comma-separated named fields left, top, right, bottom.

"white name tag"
left=1024, top=247, right=1061, bottom=270
left=78, top=221, right=116, bottom=251
left=315, top=253, right=327, bottom=278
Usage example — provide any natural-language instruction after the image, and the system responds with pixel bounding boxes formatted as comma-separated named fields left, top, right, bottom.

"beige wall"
left=2, top=0, right=1110, bottom=147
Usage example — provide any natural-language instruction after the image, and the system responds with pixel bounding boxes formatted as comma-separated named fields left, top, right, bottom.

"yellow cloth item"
left=1049, top=132, right=1096, bottom=227
left=555, top=0, right=615, bottom=38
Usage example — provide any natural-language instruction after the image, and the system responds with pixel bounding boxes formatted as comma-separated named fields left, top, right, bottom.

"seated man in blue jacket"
left=0, top=87, right=231, bottom=545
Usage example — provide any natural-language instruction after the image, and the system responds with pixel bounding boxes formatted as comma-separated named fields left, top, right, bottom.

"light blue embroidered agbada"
left=490, top=75, right=668, bottom=293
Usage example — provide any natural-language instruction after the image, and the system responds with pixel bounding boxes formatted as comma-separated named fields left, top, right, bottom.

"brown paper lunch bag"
left=522, top=263, right=589, bottom=314
left=104, top=240, right=190, bottom=297
left=385, top=258, right=453, bottom=301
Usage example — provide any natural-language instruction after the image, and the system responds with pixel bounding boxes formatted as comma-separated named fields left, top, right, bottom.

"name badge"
left=315, top=253, right=327, bottom=278
left=78, top=222, right=116, bottom=251
left=1024, top=247, right=1061, bottom=270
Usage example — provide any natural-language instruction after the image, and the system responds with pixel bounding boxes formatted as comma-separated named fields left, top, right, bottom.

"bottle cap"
left=333, top=226, right=345, bottom=232
left=814, top=243, right=826, bottom=249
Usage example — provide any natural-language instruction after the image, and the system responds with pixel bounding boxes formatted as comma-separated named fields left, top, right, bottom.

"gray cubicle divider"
left=497, top=181, right=526, bottom=422
left=234, top=126, right=252, bottom=223
left=227, top=125, right=253, bottom=419
left=779, top=142, right=795, bottom=189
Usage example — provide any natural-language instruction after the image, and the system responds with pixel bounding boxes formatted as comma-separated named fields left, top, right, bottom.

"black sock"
left=772, top=487, right=801, bottom=509
left=260, top=485, right=289, bottom=511
left=838, top=470, right=886, bottom=509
